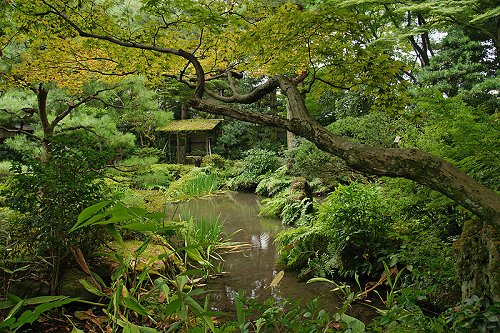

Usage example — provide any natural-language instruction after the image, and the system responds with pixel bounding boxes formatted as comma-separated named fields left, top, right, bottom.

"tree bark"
left=35, top=84, right=53, bottom=159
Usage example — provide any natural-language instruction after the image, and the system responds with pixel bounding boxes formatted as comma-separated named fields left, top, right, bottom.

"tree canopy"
left=1, top=0, right=499, bottom=225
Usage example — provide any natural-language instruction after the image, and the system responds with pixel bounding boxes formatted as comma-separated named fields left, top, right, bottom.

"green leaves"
left=79, top=279, right=107, bottom=297
left=71, top=200, right=168, bottom=233
left=0, top=295, right=78, bottom=331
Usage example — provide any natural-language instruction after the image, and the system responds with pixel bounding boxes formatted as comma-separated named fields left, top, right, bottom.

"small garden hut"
left=157, top=119, right=223, bottom=164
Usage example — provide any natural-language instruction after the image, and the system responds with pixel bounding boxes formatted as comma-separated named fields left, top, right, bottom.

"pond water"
left=164, top=191, right=376, bottom=321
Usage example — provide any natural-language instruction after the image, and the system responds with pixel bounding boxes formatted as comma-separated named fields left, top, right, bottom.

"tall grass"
left=166, top=169, right=220, bottom=200
left=184, top=215, right=224, bottom=248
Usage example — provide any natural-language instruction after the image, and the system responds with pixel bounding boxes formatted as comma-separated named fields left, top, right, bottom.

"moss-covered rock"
left=58, top=268, right=98, bottom=301
left=289, top=177, right=312, bottom=202
left=454, top=219, right=500, bottom=302
left=94, top=239, right=185, bottom=280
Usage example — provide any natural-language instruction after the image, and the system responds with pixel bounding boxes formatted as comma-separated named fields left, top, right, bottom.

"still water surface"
left=164, top=191, right=373, bottom=320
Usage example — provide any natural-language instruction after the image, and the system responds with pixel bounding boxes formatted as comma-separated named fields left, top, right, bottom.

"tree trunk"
left=286, top=102, right=294, bottom=150
left=50, top=247, right=61, bottom=295
left=35, top=84, right=53, bottom=160
left=180, top=104, right=187, bottom=120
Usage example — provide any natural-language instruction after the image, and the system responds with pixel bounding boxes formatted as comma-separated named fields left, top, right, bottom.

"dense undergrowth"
left=1, top=88, right=499, bottom=332
left=1, top=143, right=499, bottom=332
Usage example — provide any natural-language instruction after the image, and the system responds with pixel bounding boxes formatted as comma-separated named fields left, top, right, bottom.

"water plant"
left=165, top=168, right=220, bottom=200
left=65, top=200, right=226, bottom=331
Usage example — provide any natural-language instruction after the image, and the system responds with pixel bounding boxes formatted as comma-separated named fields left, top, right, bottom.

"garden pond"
left=164, top=191, right=377, bottom=322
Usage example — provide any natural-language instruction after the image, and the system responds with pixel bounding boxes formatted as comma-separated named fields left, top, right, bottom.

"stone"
left=454, top=219, right=500, bottom=302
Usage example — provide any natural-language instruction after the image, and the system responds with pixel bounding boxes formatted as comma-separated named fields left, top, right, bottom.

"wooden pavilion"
left=157, top=119, right=223, bottom=164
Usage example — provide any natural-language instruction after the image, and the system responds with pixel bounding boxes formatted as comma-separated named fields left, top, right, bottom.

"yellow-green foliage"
left=104, top=239, right=185, bottom=275
left=201, top=154, right=227, bottom=169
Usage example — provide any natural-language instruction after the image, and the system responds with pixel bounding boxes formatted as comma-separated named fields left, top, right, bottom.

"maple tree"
left=2, top=0, right=499, bottom=299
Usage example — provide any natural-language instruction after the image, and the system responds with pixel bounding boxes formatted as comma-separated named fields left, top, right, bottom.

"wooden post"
left=176, top=133, right=180, bottom=163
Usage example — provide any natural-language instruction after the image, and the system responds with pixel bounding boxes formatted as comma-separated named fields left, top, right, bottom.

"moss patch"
left=157, top=119, right=223, bottom=132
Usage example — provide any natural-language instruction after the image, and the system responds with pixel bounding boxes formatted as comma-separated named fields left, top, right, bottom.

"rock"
left=10, top=278, right=50, bottom=298
left=92, top=239, right=185, bottom=280
left=58, top=268, right=99, bottom=301
left=454, top=219, right=499, bottom=302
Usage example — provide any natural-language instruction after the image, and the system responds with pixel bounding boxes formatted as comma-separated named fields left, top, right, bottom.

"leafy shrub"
left=213, top=118, right=285, bottom=159
left=121, top=155, right=160, bottom=168
left=151, top=163, right=193, bottom=180
left=395, top=231, right=457, bottom=293
left=132, top=170, right=172, bottom=190
left=233, top=296, right=365, bottom=333
left=0, top=207, right=30, bottom=260
left=441, top=296, right=500, bottom=332
left=0, top=161, right=12, bottom=177
left=227, top=148, right=282, bottom=190
left=277, top=183, right=396, bottom=278
left=308, top=177, right=329, bottom=194
left=412, top=92, right=500, bottom=190
left=0, top=295, right=78, bottom=332
left=4, top=135, right=43, bottom=159
left=201, top=153, right=227, bottom=169
left=281, top=197, right=316, bottom=226
left=370, top=295, right=447, bottom=332
left=107, top=157, right=192, bottom=191
left=285, top=138, right=345, bottom=185
left=327, top=112, right=416, bottom=148
left=0, top=143, right=23, bottom=162
left=381, top=178, right=463, bottom=295
left=2, top=133, right=109, bottom=293
left=370, top=294, right=500, bottom=333
left=260, top=190, right=288, bottom=218
left=131, top=147, right=163, bottom=159
left=276, top=224, right=329, bottom=271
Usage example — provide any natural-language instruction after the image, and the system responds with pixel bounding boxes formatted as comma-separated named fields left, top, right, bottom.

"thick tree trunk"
left=286, top=102, right=294, bottom=150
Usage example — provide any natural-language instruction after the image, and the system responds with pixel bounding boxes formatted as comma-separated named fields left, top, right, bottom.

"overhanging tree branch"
left=41, top=0, right=206, bottom=99
left=40, top=0, right=500, bottom=226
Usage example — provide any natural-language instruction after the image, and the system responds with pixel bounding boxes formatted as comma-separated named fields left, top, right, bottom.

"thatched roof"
left=156, top=119, right=223, bottom=133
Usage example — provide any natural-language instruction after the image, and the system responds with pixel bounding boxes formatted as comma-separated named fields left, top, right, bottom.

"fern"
left=256, top=166, right=292, bottom=196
